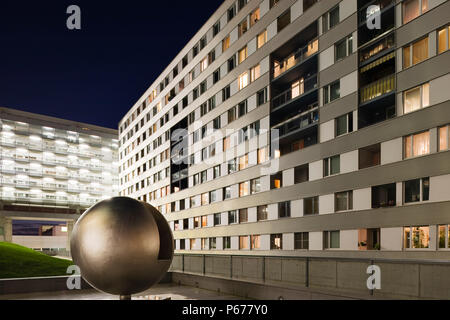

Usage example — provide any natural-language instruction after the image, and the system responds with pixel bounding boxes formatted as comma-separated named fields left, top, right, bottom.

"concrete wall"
left=170, top=253, right=450, bottom=299
left=12, top=236, right=68, bottom=250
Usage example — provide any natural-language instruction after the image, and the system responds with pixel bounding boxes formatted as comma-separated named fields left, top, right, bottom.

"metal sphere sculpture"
left=70, top=197, right=174, bottom=299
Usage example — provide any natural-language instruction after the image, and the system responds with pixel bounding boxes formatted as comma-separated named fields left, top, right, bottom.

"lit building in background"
left=118, top=0, right=450, bottom=298
left=0, top=107, right=119, bottom=254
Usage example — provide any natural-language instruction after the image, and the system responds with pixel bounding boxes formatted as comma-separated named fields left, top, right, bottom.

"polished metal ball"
left=70, top=197, right=174, bottom=296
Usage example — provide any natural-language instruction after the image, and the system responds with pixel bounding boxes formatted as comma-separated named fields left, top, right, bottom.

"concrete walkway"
left=0, top=283, right=243, bottom=300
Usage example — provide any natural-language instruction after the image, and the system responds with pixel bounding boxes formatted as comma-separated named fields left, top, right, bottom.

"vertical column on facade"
left=66, top=220, right=75, bottom=253
left=0, top=217, right=13, bottom=242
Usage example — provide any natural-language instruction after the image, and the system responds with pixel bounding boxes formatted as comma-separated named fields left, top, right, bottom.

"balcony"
left=360, top=74, right=395, bottom=104
left=272, top=108, right=319, bottom=138
left=272, top=74, right=318, bottom=110
left=273, top=38, right=318, bottom=79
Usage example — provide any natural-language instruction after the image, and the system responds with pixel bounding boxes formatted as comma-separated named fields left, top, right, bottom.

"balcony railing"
left=272, top=74, right=318, bottom=110
left=273, top=38, right=318, bottom=78
left=360, top=74, right=395, bottom=104
left=272, top=109, right=319, bottom=138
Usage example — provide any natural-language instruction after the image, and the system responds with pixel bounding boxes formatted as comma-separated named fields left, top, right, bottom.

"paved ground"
left=0, top=283, right=243, bottom=300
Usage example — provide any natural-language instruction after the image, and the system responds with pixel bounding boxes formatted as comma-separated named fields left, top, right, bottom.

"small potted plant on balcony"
left=374, top=243, right=380, bottom=250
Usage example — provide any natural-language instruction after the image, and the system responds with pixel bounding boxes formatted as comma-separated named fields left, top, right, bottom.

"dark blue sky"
left=0, top=1, right=224, bottom=129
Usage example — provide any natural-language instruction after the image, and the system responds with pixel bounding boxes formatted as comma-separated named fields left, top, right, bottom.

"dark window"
left=228, top=56, right=236, bottom=72
left=213, top=69, right=220, bottom=84
left=182, top=55, right=188, bottom=68
left=359, top=144, right=381, bottom=169
left=257, top=88, right=267, bottom=106
left=303, top=0, right=317, bottom=12
left=182, top=96, right=188, bottom=108
left=238, top=100, right=247, bottom=117
left=208, top=50, right=216, bottom=64
left=278, top=201, right=291, bottom=218
left=208, top=96, right=216, bottom=111
left=405, top=177, right=429, bottom=203
left=239, top=208, right=248, bottom=223
left=238, top=0, right=247, bottom=11
left=228, top=4, right=236, bottom=22
left=228, top=210, right=238, bottom=224
left=223, top=236, right=231, bottom=249
left=173, top=66, right=178, bottom=78
left=324, top=231, right=340, bottom=249
left=214, top=213, right=221, bottom=226
left=183, top=218, right=188, bottom=229
left=200, top=37, right=206, bottom=50
left=200, top=81, right=207, bottom=94
left=336, top=112, right=353, bottom=136
left=270, top=0, right=280, bottom=8
left=294, top=164, right=309, bottom=183
left=372, top=183, right=396, bottom=208
left=294, top=232, right=309, bottom=249
left=304, top=196, right=319, bottom=215
left=180, top=239, right=185, bottom=250
left=277, top=9, right=291, bottom=32
left=213, top=22, right=220, bottom=36
left=192, top=45, right=199, bottom=57
left=222, top=85, right=231, bottom=101
left=257, top=205, right=268, bottom=221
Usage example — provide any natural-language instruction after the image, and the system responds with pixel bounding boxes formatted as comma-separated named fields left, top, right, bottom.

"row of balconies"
left=0, top=152, right=117, bottom=172
left=0, top=193, right=101, bottom=206
left=0, top=179, right=112, bottom=194
left=1, top=124, right=117, bottom=148
left=0, top=138, right=117, bottom=160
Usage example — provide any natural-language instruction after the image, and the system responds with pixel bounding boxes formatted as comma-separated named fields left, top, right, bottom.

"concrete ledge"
left=0, top=276, right=92, bottom=295
left=0, top=273, right=173, bottom=296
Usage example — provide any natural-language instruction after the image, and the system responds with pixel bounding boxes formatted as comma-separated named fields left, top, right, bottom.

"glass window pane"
left=403, top=0, right=419, bottom=24
left=405, top=135, right=412, bottom=158
left=438, top=225, right=446, bottom=248
left=331, top=156, right=340, bottom=175
left=439, top=126, right=448, bottom=151
left=405, top=179, right=420, bottom=203
left=336, top=115, right=347, bottom=136
left=438, top=28, right=447, bottom=54
left=412, top=37, right=428, bottom=65
left=336, top=40, right=346, bottom=61
left=422, top=83, right=429, bottom=108
left=404, top=227, right=411, bottom=248
left=330, top=231, right=340, bottom=248
left=413, top=131, right=430, bottom=157
left=330, top=82, right=340, bottom=101
left=329, top=7, right=339, bottom=28
left=422, top=177, right=429, bottom=201
left=403, top=46, right=411, bottom=68
left=404, top=87, right=421, bottom=113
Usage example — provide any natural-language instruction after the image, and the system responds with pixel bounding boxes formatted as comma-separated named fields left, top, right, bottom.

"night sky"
left=0, top=1, right=224, bottom=129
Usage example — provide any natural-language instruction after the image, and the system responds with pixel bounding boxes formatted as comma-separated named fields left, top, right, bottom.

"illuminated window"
left=238, top=72, right=249, bottom=90
left=238, top=19, right=248, bottom=37
left=239, top=236, right=249, bottom=249
left=438, top=25, right=450, bottom=54
left=404, top=226, right=430, bottom=248
left=403, top=37, right=428, bottom=69
left=239, top=154, right=248, bottom=170
left=201, top=193, right=209, bottom=206
left=404, top=131, right=430, bottom=158
left=190, top=239, right=195, bottom=250
left=270, top=234, right=282, bottom=250
left=222, top=35, right=230, bottom=52
left=200, top=56, right=208, bottom=72
left=270, top=172, right=282, bottom=189
left=238, top=46, right=248, bottom=64
left=439, top=125, right=450, bottom=151
left=223, top=136, right=231, bottom=151
left=239, top=181, right=249, bottom=197
left=404, top=83, right=429, bottom=114
left=251, top=235, right=260, bottom=249
left=201, top=216, right=208, bottom=227
left=250, top=8, right=260, bottom=27
left=201, top=238, right=207, bottom=250
left=403, top=0, right=428, bottom=24
left=257, top=147, right=269, bottom=164
left=438, top=225, right=450, bottom=249
left=250, top=64, right=261, bottom=82
left=257, top=30, right=267, bottom=48
left=193, top=216, right=200, bottom=228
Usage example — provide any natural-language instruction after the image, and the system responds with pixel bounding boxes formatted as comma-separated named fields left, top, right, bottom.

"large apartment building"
left=119, top=0, right=450, bottom=298
left=0, top=107, right=119, bottom=252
